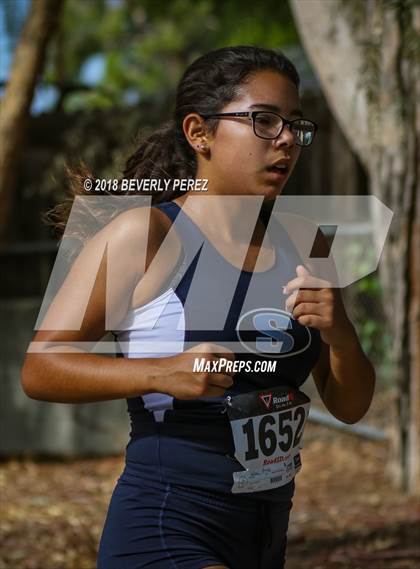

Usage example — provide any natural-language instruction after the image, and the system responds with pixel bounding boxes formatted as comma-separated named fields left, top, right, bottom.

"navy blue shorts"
left=97, top=474, right=293, bottom=569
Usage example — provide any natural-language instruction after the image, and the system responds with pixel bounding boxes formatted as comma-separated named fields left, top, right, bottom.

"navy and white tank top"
left=114, top=200, right=321, bottom=493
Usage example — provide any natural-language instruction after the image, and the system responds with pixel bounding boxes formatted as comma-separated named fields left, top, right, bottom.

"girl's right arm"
left=21, top=206, right=234, bottom=403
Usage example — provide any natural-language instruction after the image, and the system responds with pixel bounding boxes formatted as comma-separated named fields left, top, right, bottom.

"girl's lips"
left=266, top=165, right=289, bottom=179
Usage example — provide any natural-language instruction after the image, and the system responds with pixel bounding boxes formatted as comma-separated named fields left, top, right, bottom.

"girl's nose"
left=273, top=124, right=295, bottom=148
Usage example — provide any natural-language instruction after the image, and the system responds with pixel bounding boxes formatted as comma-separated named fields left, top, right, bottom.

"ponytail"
left=43, top=120, right=197, bottom=243
left=122, top=120, right=196, bottom=202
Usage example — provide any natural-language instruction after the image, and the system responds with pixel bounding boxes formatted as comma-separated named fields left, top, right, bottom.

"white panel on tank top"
left=113, top=287, right=185, bottom=421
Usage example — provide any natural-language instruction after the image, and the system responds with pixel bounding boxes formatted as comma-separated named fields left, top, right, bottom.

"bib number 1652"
left=242, top=406, right=306, bottom=461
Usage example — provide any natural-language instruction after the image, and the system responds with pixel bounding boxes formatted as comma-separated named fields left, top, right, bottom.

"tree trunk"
left=290, top=0, right=419, bottom=494
left=0, top=0, right=64, bottom=244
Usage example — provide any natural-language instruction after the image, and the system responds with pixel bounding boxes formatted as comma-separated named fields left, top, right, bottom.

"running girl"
left=22, top=45, right=375, bottom=569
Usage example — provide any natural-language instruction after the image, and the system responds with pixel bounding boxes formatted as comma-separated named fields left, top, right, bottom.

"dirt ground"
left=1, top=399, right=419, bottom=569
left=287, top=424, right=420, bottom=569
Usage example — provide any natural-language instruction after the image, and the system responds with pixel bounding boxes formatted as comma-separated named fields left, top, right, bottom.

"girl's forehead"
left=234, top=70, right=300, bottom=109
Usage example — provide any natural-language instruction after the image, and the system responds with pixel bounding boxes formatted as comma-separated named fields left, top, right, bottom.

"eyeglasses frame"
left=200, top=110, right=318, bottom=146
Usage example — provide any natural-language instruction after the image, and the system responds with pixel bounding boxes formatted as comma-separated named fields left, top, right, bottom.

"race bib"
left=225, top=387, right=310, bottom=493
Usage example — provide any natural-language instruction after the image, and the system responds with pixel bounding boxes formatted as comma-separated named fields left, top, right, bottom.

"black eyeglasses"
left=201, top=111, right=317, bottom=147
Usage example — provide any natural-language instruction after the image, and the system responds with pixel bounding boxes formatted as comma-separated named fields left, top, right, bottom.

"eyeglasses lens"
left=293, top=120, right=315, bottom=147
left=254, top=113, right=281, bottom=139
left=254, top=113, right=315, bottom=146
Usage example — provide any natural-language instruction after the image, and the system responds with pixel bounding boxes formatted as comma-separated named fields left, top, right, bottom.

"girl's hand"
left=156, top=343, right=235, bottom=399
left=284, top=265, right=356, bottom=349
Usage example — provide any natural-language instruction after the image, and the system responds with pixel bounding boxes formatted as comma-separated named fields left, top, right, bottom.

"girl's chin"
left=237, top=186, right=283, bottom=200
left=216, top=182, right=285, bottom=198
left=259, top=184, right=285, bottom=199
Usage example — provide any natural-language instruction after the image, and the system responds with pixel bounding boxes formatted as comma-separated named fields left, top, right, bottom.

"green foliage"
left=352, top=273, right=393, bottom=381
left=43, top=0, right=298, bottom=111
left=341, top=238, right=393, bottom=378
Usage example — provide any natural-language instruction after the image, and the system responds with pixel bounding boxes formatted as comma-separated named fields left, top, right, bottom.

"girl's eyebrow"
left=249, top=103, right=303, bottom=118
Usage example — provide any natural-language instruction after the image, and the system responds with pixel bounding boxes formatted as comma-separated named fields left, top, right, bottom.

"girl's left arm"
left=285, top=265, right=376, bottom=424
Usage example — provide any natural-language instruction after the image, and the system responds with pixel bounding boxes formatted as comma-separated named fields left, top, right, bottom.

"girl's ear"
left=182, top=113, right=211, bottom=154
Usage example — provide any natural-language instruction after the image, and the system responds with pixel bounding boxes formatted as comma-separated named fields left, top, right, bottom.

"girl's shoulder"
left=107, top=204, right=183, bottom=310
left=106, top=203, right=181, bottom=266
